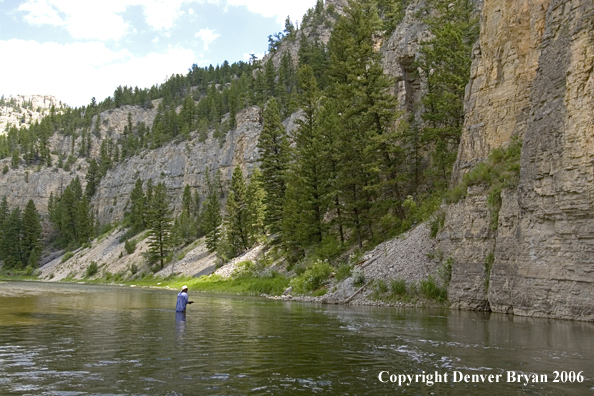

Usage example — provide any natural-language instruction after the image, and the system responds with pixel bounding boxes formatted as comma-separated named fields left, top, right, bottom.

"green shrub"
left=124, top=239, right=136, bottom=254
left=86, top=262, right=98, bottom=277
left=352, top=267, right=365, bottom=287
left=2, top=165, right=8, bottom=174
left=371, top=279, right=388, bottom=300
left=335, top=262, right=353, bottom=282
left=61, top=252, right=74, bottom=263
left=130, top=264, right=138, bottom=275
left=445, top=137, right=522, bottom=216
left=430, top=211, right=446, bottom=238
left=419, top=276, right=447, bottom=302
left=290, top=260, right=334, bottom=294
left=233, top=260, right=257, bottom=278
left=389, top=279, right=407, bottom=296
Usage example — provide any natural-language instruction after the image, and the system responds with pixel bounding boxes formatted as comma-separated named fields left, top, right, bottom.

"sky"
left=0, top=0, right=317, bottom=107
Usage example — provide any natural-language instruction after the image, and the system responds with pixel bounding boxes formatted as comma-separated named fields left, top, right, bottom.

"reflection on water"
left=0, top=281, right=592, bottom=395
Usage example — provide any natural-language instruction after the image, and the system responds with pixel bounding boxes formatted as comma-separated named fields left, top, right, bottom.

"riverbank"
left=0, top=223, right=451, bottom=308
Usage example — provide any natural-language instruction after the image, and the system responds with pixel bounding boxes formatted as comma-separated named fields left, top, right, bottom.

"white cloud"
left=225, top=0, right=314, bottom=25
left=195, top=28, right=220, bottom=50
left=19, top=0, right=130, bottom=41
left=18, top=0, right=316, bottom=42
left=0, top=39, right=201, bottom=107
left=18, top=0, right=193, bottom=41
left=18, top=0, right=65, bottom=26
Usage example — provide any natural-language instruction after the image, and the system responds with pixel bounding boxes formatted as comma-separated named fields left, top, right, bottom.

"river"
left=0, top=281, right=592, bottom=395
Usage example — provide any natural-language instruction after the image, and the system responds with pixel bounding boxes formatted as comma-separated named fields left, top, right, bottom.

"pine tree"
left=85, top=158, right=101, bottom=199
left=202, top=169, right=222, bottom=252
left=22, top=199, right=42, bottom=266
left=0, top=196, right=9, bottom=261
left=282, top=65, right=328, bottom=251
left=417, top=0, right=479, bottom=189
left=147, top=182, right=172, bottom=269
left=182, top=185, right=192, bottom=214
left=258, top=98, right=290, bottom=235
left=223, top=167, right=250, bottom=256
left=129, top=178, right=146, bottom=233
left=327, top=0, right=399, bottom=246
left=75, top=196, right=94, bottom=244
left=245, top=168, right=266, bottom=245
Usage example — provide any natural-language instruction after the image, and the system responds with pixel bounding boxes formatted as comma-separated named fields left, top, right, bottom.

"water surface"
left=0, top=281, right=592, bottom=395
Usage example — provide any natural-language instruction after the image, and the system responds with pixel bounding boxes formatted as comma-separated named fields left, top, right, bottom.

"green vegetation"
left=85, top=261, right=98, bottom=278
left=48, top=177, right=95, bottom=250
left=371, top=276, right=448, bottom=304
left=446, top=137, right=522, bottom=230
left=290, top=260, right=334, bottom=294
left=0, top=197, right=43, bottom=270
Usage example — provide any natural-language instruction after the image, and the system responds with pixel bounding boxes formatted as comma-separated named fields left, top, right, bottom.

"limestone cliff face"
left=452, top=0, right=550, bottom=184
left=0, top=94, right=65, bottom=134
left=440, top=0, right=594, bottom=321
left=93, top=106, right=264, bottom=224
left=0, top=103, right=159, bottom=214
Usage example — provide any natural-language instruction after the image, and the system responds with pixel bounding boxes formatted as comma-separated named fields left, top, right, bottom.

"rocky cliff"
left=93, top=106, right=264, bottom=224
left=0, top=95, right=64, bottom=134
left=439, top=0, right=594, bottom=321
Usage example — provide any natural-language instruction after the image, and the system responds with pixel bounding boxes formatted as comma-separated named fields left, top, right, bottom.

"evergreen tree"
left=282, top=65, right=328, bottom=252
left=85, top=158, right=101, bottom=199
left=245, top=167, right=266, bottom=245
left=327, top=0, right=399, bottom=246
left=147, top=182, right=172, bottom=269
left=223, top=167, right=250, bottom=256
left=258, top=98, right=290, bottom=235
left=129, top=177, right=146, bottom=233
left=201, top=169, right=222, bottom=252
left=0, top=196, right=9, bottom=261
left=417, top=0, right=479, bottom=189
left=182, top=185, right=193, bottom=214
left=75, top=196, right=94, bottom=244
left=22, top=199, right=42, bottom=266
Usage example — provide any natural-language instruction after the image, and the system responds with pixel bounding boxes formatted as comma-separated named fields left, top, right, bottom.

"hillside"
left=0, top=95, right=64, bottom=134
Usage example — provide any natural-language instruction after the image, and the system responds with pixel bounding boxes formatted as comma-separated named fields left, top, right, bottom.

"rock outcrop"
left=439, top=0, right=594, bottom=321
left=93, top=106, right=263, bottom=224
left=0, top=95, right=64, bottom=134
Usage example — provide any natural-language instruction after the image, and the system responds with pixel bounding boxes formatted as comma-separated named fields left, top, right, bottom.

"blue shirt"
left=176, top=291, right=189, bottom=312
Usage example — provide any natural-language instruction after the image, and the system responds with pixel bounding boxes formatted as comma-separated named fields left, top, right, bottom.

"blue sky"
left=0, top=0, right=316, bottom=107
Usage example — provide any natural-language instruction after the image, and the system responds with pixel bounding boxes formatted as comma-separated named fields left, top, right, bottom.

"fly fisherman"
left=175, top=285, right=193, bottom=312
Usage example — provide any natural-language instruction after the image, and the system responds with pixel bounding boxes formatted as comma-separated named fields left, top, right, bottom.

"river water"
left=0, top=281, right=592, bottom=395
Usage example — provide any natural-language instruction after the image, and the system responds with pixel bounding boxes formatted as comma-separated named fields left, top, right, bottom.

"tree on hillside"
left=258, top=98, right=290, bottom=236
left=85, top=158, right=101, bottom=199
left=223, top=166, right=250, bottom=256
left=327, top=0, right=398, bottom=247
left=282, top=65, right=329, bottom=254
left=417, top=0, right=479, bottom=188
left=22, top=199, right=42, bottom=266
left=245, top=167, right=266, bottom=245
left=129, top=177, right=146, bottom=233
left=201, top=169, right=222, bottom=252
left=147, top=182, right=172, bottom=269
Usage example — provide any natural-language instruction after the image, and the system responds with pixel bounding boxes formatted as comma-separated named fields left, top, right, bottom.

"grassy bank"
left=123, top=273, right=290, bottom=296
